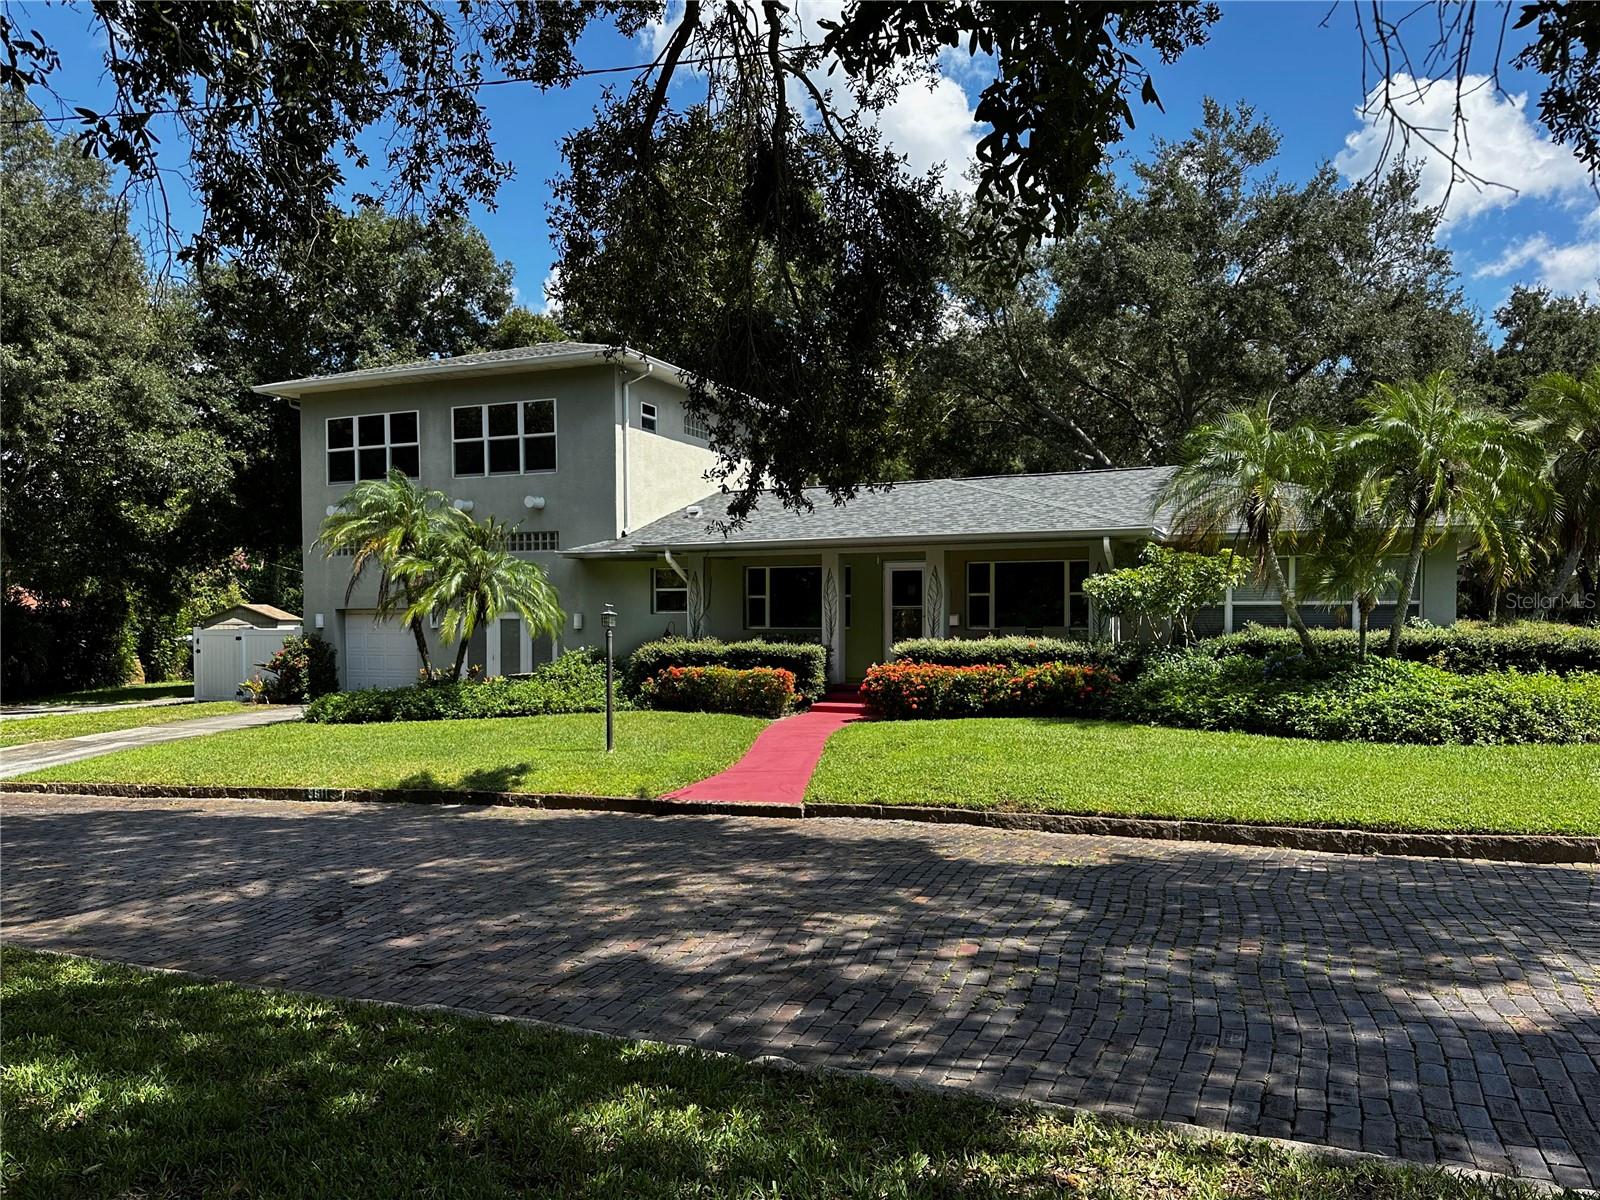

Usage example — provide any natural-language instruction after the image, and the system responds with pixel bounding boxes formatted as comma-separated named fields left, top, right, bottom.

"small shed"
left=193, top=604, right=303, bottom=701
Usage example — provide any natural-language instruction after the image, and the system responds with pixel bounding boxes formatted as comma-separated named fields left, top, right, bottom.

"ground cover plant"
left=0, top=701, right=251, bottom=748
left=625, top=638, right=828, bottom=700
left=1115, top=653, right=1600, bottom=745
left=807, top=718, right=1600, bottom=835
left=9, top=712, right=765, bottom=798
left=0, top=947, right=1545, bottom=1200
left=306, top=651, right=609, bottom=724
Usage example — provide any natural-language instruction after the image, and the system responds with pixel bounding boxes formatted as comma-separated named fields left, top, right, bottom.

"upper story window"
left=967, top=560, right=1089, bottom=630
left=452, top=399, right=555, bottom=477
left=684, top=409, right=710, bottom=441
left=327, top=411, right=419, bottom=485
left=640, top=401, right=658, bottom=433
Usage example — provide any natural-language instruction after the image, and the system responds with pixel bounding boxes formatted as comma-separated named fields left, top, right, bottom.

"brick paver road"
left=3, top=793, right=1597, bottom=1189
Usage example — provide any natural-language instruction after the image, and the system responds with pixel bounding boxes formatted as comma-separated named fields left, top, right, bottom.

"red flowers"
left=859, top=661, right=1117, bottom=720
left=641, top=665, right=796, bottom=717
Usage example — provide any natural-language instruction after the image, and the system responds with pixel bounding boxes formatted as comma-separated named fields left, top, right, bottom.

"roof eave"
left=253, top=347, right=685, bottom=400
left=562, top=525, right=1164, bottom=558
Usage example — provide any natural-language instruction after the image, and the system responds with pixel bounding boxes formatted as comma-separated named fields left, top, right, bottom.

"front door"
left=883, top=562, right=926, bottom=657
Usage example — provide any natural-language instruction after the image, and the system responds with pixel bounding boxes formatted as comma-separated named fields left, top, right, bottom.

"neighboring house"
left=257, top=342, right=1462, bottom=689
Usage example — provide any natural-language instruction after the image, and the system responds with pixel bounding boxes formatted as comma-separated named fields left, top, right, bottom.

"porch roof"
left=565, top=466, right=1179, bottom=557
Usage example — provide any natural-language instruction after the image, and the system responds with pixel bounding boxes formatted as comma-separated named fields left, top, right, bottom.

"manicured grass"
left=8, top=681, right=193, bottom=706
left=808, top=718, right=1600, bottom=835
left=0, top=702, right=253, bottom=748
left=10, top=712, right=766, bottom=798
left=1, top=948, right=1529, bottom=1200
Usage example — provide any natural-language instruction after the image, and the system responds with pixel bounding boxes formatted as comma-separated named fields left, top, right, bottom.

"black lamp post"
left=601, top=603, right=617, bottom=752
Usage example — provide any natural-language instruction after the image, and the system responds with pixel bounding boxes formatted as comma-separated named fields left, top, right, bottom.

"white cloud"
left=638, top=1, right=980, bottom=193
left=537, top=265, right=562, bottom=314
left=1335, top=73, right=1591, bottom=226
left=1475, top=235, right=1600, bottom=299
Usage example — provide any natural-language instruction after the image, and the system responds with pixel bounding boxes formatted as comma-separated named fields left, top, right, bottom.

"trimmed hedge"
left=624, top=638, right=828, bottom=700
left=1112, top=652, right=1600, bottom=745
left=305, top=650, right=610, bottom=724
left=891, top=636, right=1141, bottom=677
left=861, top=661, right=1118, bottom=720
left=1203, top=620, right=1600, bottom=676
left=640, top=665, right=795, bottom=718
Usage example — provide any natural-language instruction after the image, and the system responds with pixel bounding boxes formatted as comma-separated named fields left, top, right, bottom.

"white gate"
left=192, top=625, right=302, bottom=701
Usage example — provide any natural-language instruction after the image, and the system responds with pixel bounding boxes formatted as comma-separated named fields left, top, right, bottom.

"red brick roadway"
left=3, top=792, right=1597, bottom=1189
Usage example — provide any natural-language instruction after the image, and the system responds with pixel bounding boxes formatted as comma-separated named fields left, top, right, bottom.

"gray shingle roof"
left=567, top=467, right=1179, bottom=554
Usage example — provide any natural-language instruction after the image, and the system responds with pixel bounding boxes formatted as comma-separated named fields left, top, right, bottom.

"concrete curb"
left=5, top=780, right=1596, bottom=863
left=12, top=946, right=1576, bottom=1196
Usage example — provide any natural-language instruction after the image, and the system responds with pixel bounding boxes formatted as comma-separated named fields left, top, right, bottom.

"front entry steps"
left=664, top=687, right=867, bottom=806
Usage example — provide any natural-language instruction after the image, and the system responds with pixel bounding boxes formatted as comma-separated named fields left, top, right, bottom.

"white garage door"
left=344, top=613, right=421, bottom=689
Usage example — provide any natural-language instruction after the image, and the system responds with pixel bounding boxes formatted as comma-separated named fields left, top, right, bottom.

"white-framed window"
left=327, top=411, right=419, bottom=484
left=652, top=566, right=687, bottom=613
left=1223, top=555, right=1421, bottom=632
left=745, top=565, right=822, bottom=629
left=684, top=409, right=710, bottom=441
left=452, top=399, right=555, bottom=476
left=507, top=531, right=560, bottom=553
left=966, top=560, right=1089, bottom=630
left=640, top=401, right=658, bottom=433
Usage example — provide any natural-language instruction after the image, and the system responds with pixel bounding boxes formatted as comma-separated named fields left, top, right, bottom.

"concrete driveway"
left=3, top=792, right=1596, bottom=1189
left=1, top=706, right=302, bottom=776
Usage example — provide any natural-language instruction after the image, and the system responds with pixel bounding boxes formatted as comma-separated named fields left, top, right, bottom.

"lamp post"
left=601, top=604, right=617, bottom=752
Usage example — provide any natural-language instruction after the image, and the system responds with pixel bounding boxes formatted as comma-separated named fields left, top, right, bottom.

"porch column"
left=820, top=549, right=845, bottom=684
left=682, top=552, right=709, bottom=639
left=924, top=547, right=953, bottom=639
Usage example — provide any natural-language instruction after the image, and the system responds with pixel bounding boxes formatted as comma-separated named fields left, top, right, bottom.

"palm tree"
left=395, top=515, right=564, bottom=680
left=317, top=470, right=455, bottom=674
left=1159, top=403, right=1327, bottom=659
left=1344, top=372, right=1546, bottom=657
left=1302, top=475, right=1398, bottom=661
left=1528, top=367, right=1600, bottom=612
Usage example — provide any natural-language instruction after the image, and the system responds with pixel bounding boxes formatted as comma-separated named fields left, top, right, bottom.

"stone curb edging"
left=4, top=779, right=1596, bottom=864
left=12, top=946, right=1576, bottom=1197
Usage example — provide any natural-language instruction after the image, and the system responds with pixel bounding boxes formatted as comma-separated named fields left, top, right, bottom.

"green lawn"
left=9, top=712, right=766, bottom=798
left=8, top=681, right=193, bottom=706
left=808, top=718, right=1600, bottom=835
left=0, top=701, right=253, bottom=748
left=0, top=948, right=1528, bottom=1200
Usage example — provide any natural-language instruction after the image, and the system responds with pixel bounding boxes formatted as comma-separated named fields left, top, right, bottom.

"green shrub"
left=624, top=638, right=828, bottom=699
left=891, top=636, right=1140, bottom=676
left=259, top=635, right=338, bottom=703
left=861, top=660, right=1118, bottom=720
left=305, top=650, right=611, bottom=724
left=639, top=665, right=795, bottom=717
left=1112, top=652, right=1600, bottom=744
left=1203, top=620, right=1600, bottom=676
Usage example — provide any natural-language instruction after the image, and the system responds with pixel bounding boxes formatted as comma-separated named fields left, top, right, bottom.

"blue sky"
left=15, top=1, right=1597, bottom=325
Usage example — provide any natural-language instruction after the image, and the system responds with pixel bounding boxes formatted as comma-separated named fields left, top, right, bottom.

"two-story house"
left=257, top=341, right=1463, bottom=690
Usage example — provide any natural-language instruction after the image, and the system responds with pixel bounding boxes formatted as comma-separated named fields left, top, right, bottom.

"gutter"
left=561, top=525, right=1164, bottom=558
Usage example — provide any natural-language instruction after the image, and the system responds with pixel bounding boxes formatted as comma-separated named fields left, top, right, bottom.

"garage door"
left=344, top=613, right=421, bottom=689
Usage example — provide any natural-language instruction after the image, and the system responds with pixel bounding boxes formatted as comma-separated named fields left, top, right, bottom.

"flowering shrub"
left=626, top=639, right=827, bottom=699
left=258, top=635, right=339, bottom=703
left=860, top=661, right=1117, bottom=720
left=640, top=665, right=795, bottom=718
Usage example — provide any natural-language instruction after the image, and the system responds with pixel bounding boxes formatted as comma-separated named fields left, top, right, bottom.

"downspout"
left=619, top=359, right=654, bottom=535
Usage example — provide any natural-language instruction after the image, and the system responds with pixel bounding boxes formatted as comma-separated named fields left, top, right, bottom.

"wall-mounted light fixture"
left=325, top=505, right=338, bottom=517
left=523, top=495, right=546, bottom=511
left=452, top=498, right=475, bottom=512
left=572, top=612, right=584, bottom=631
left=314, top=613, right=325, bottom=630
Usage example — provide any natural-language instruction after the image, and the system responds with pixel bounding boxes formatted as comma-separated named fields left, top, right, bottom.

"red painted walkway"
left=665, top=689, right=868, bottom=806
